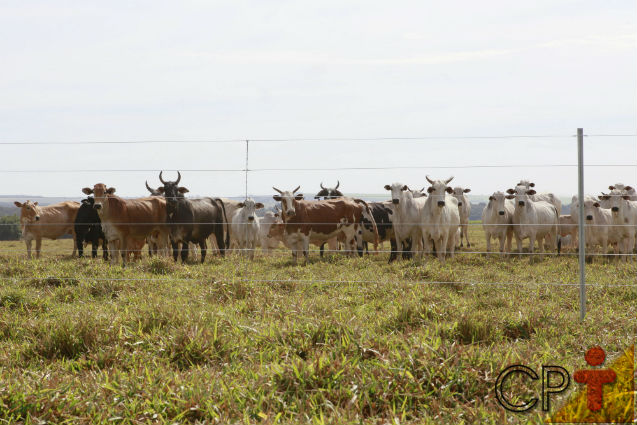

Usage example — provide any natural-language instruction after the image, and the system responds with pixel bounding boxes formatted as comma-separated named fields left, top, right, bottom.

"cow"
left=481, top=191, right=515, bottom=257
left=599, top=189, right=637, bottom=262
left=571, top=196, right=613, bottom=262
left=384, top=183, right=428, bottom=259
left=557, top=214, right=578, bottom=252
left=608, top=183, right=637, bottom=201
left=516, top=179, right=562, bottom=214
left=260, top=209, right=284, bottom=253
left=450, top=186, right=471, bottom=248
left=74, top=197, right=108, bottom=260
left=363, top=201, right=397, bottom=261
left=421, top=176, right=460, bottom=262
left=272, top=186, right=377, bottom=264
left=82, top=183, right=169, bottom=266
left=14, top=200, right=80, bottom=259
left=156, top=171, right=229, bottom=263
left=314, top=181, right=344, bottom=257
left=231, top=198, right=264, bottom=259
left=506, top=186, right=560, bottom=262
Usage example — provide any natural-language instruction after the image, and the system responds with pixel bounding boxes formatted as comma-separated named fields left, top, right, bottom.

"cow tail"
left=554, top=206, right=561, bottom=255
left=215, top=198, right=230, bottom=253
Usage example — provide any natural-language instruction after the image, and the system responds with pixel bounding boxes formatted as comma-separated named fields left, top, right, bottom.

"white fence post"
left=577, top=128, right=586, bottom=321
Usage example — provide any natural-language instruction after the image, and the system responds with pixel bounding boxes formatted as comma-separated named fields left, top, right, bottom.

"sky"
left=0, top=0, right=635, bottom=199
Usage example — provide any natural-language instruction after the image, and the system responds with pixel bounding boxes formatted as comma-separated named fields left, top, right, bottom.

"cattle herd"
left=11, top=172, right=637, bottom=265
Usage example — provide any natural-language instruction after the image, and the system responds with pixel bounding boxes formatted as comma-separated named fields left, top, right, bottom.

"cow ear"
left=505, top=195, right=515, bottom=199
left=384, top=185, right=391, bottom=191
left=464, top=188, right=471, bottom=193
left=82, top=187, right=93, bottom=195
left=106, top=187, right=116, bottom=194
left=609, top=185, right=615, bottom=190
left=295, top=194, right=304, bottom=200
left=625, top=186, right=633, bottom=191
left=255, top=203, right=264, bottom=209
left=14, top=201, right=23, bottom=208
left=273, top=195, right=282, bottom=201
left=527, top=189, right=536, bottom=195
left=178, top=187, right=189, bottom=194
left=506, top=188, right=515, bottom=194
left=488, top=196, right=495, bottom=201
left=623, top=195, right=630, bottom=200
left=401, top=185, right=409, bottom=191
left=593, top=202, right=600, bottom=208
left=445, top=187, right=453, bottom=194
left=427, top=187, right=434, bottom=193
left=156, top=187, right=165, bottom=194
left=33, top=202, right=38, bottom=206
left=529, top=182, right=535, bottom=187
left=238, top=202, right=245, bottom=208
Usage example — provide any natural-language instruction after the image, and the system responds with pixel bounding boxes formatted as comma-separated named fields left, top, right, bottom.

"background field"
left=0, top=225, right=635, bottom=424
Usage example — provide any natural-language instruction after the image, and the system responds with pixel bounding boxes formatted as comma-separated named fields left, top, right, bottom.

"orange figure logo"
left=573, top=347, right=616, bottom=412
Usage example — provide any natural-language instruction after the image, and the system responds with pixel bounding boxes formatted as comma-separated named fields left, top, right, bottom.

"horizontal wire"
left=1, top=164, right=636, bottom=173
left=4, top=221, right=637, bottom=226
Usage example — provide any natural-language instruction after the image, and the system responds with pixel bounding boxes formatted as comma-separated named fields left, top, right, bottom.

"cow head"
left=451, top=187, right=470, bottom=207
left=158, top=171, right=189, bottom=213
left=238, top=198, right=264, bottom=221
left=410, top=187, right=427, bottom=198
left=425, top=176, right=454, bottom=208
left=489, top=191, right=507, bottom=216
left=14, top=200, right=41, bottom=223
left=315, top=181, right=343, bottom=200
left=572, top=196, right=602, bottom=222
left=384, top=183, right=409, bottom=205
left=272, top=186, right=303, bottom=218
left=506, top=185, right=533, bottom=207
left=145, top=181, right=162, bottom=197
left=517, top=179, right=535, bottom=189
left=82, top=184, right=116, bottom=211
left=600, top=189, right=630, bottom=214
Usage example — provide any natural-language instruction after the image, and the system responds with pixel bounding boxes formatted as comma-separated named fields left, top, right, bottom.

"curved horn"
left=335, top=180, right=340, bottom=189
left=444, top=176, right=454, bottom=184
left=159, top=171, right=166, bottom=184
left=272, top=186, right=283, bottom=194
left=425, top=175, right=434, bottom=184
left=320, top=182, right=325, bottom=189
left=175, top=171, right=181, bottom=185
left=145, top=181, right=154, bottom=193
left=293, top=185, right=300, bottom=193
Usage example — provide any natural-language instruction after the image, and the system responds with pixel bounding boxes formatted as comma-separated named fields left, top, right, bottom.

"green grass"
left=0, top=227, right=635, bottom=424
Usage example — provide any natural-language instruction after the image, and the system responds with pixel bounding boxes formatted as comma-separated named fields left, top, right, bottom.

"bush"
left=0, top=215, right=20, bottom=240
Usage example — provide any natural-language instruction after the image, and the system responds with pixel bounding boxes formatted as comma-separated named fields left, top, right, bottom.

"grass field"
left=0, top=225, right=635, bottom=424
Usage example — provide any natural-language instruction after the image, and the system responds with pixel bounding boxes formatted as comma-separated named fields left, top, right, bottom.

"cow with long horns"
left=156, top=171, right=229, bottom=263
left=273, top=186, right=378, bottom=264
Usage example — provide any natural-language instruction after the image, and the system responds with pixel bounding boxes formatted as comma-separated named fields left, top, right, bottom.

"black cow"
left=74, top=197, right=108, bottom=259
left=314, top=181, right=345, bottom=257
left=157, top=171, right=229, bottom=263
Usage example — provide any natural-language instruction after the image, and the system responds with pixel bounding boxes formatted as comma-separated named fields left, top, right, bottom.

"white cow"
left=481, top=191, right=515, bottom=256
left=451, top=186, right=471, bottom=248
left=384, top=183, right=428, bottom=258
left=506, top=186, right=559, bottom=262
left=260, top=209, right=284, bottom=253
left=571, top=196, right=613, bottom=262
left=231, top=198, right=264, bottom=259
left=557, top=214, right=578, bottom=251
left=421, top=176, right=460, bottom=262
left=516, top=179, right=562, bottom=214
left=599, top=189, right=637, bottom=262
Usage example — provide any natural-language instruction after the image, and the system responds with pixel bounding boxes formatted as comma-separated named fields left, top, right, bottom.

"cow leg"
left=528, top=234, right=536, bottom=264
left=198, top=240, right=207, bottom=264
left=485, top=234, right=492, bottom=253
left=71, top=230, right=77, bottom=257
left=388, top=237, right=398, bottom=263
left=464, top=223, right=471, bottom=248
left=498, top=234, right=507, bottom=257
left=120, top=235, right=128, bottom=267
left=180, top=242, right=188, bottom=263
left=25, top=237, right=32, bottom=259
left=172, top=241, right=180, bottom=261
left=91, top=240, right=98, bottom=258
left=76, top=234, right=84, bottom=258
left=102, top=239, right=109, bottom=261
left=35, top=238, right=42, bottom=259
left=319, top=243, right=325, bottom=257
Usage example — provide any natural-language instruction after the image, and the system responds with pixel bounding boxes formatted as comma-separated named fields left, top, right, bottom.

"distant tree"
left=0, top=215, right=21, bottom=240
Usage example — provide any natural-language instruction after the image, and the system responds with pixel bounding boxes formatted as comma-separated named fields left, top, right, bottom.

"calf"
left=14, top=200, right=80, bottom=258
left=557, top=214, right=578, bottom=252
left=481, top=191, right=515, bottom=256
left=599, top=189, right=637, bottom=262
left=260, top=209, right=284, bottom=253
left=451, top=186, right=471, bottom=248
left=516, top=179, right=562, bottom=214
left=422, top=176, right=460, bottom=262
left=506, top=186, right=560, bottom=262
left=384, top=183, right=428, bottom=259
left=74, top=197, right=108, bottom=259
left=231, top=198, right=264, bottom=259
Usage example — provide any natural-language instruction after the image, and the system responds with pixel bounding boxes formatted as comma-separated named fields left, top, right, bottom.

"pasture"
left=0, top=224, right=635, bottom=424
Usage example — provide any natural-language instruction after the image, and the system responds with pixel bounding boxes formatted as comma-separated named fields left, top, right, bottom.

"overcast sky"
left=0, top=0, right=635, bottom=199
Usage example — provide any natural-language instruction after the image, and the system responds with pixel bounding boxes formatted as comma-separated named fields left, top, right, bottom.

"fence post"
left=245, top=139, right=249, bottom=199
left=577, top=128, right=586, bottom=321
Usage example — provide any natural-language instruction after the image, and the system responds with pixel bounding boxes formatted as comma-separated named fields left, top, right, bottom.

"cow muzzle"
left=248, top=216, right=255, bottom=221
left=392, top=199, right=399, bottom=205
left=457, top=202, right=462, bottom=207
left=286, top=210, right=295, bottom=217
left=498, top=211, right=505, bottom=216
left=518, top=201, right=525, bottom=207
left=35, top=216, right=40, bottom=221
left=437, top=201, right=445, bottom=207
left=586, top=215, right=593, bottom=221
left=93, top=203, right=102, bottom=210
left=611, top=207, right=619, bottom=212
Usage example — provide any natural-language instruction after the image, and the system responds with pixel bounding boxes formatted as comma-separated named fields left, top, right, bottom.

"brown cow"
left=272, top=186, right=378, bottom=264
left=14, top=200, right=80, bottom=258
left=82, top=184, right=169, bottom=265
